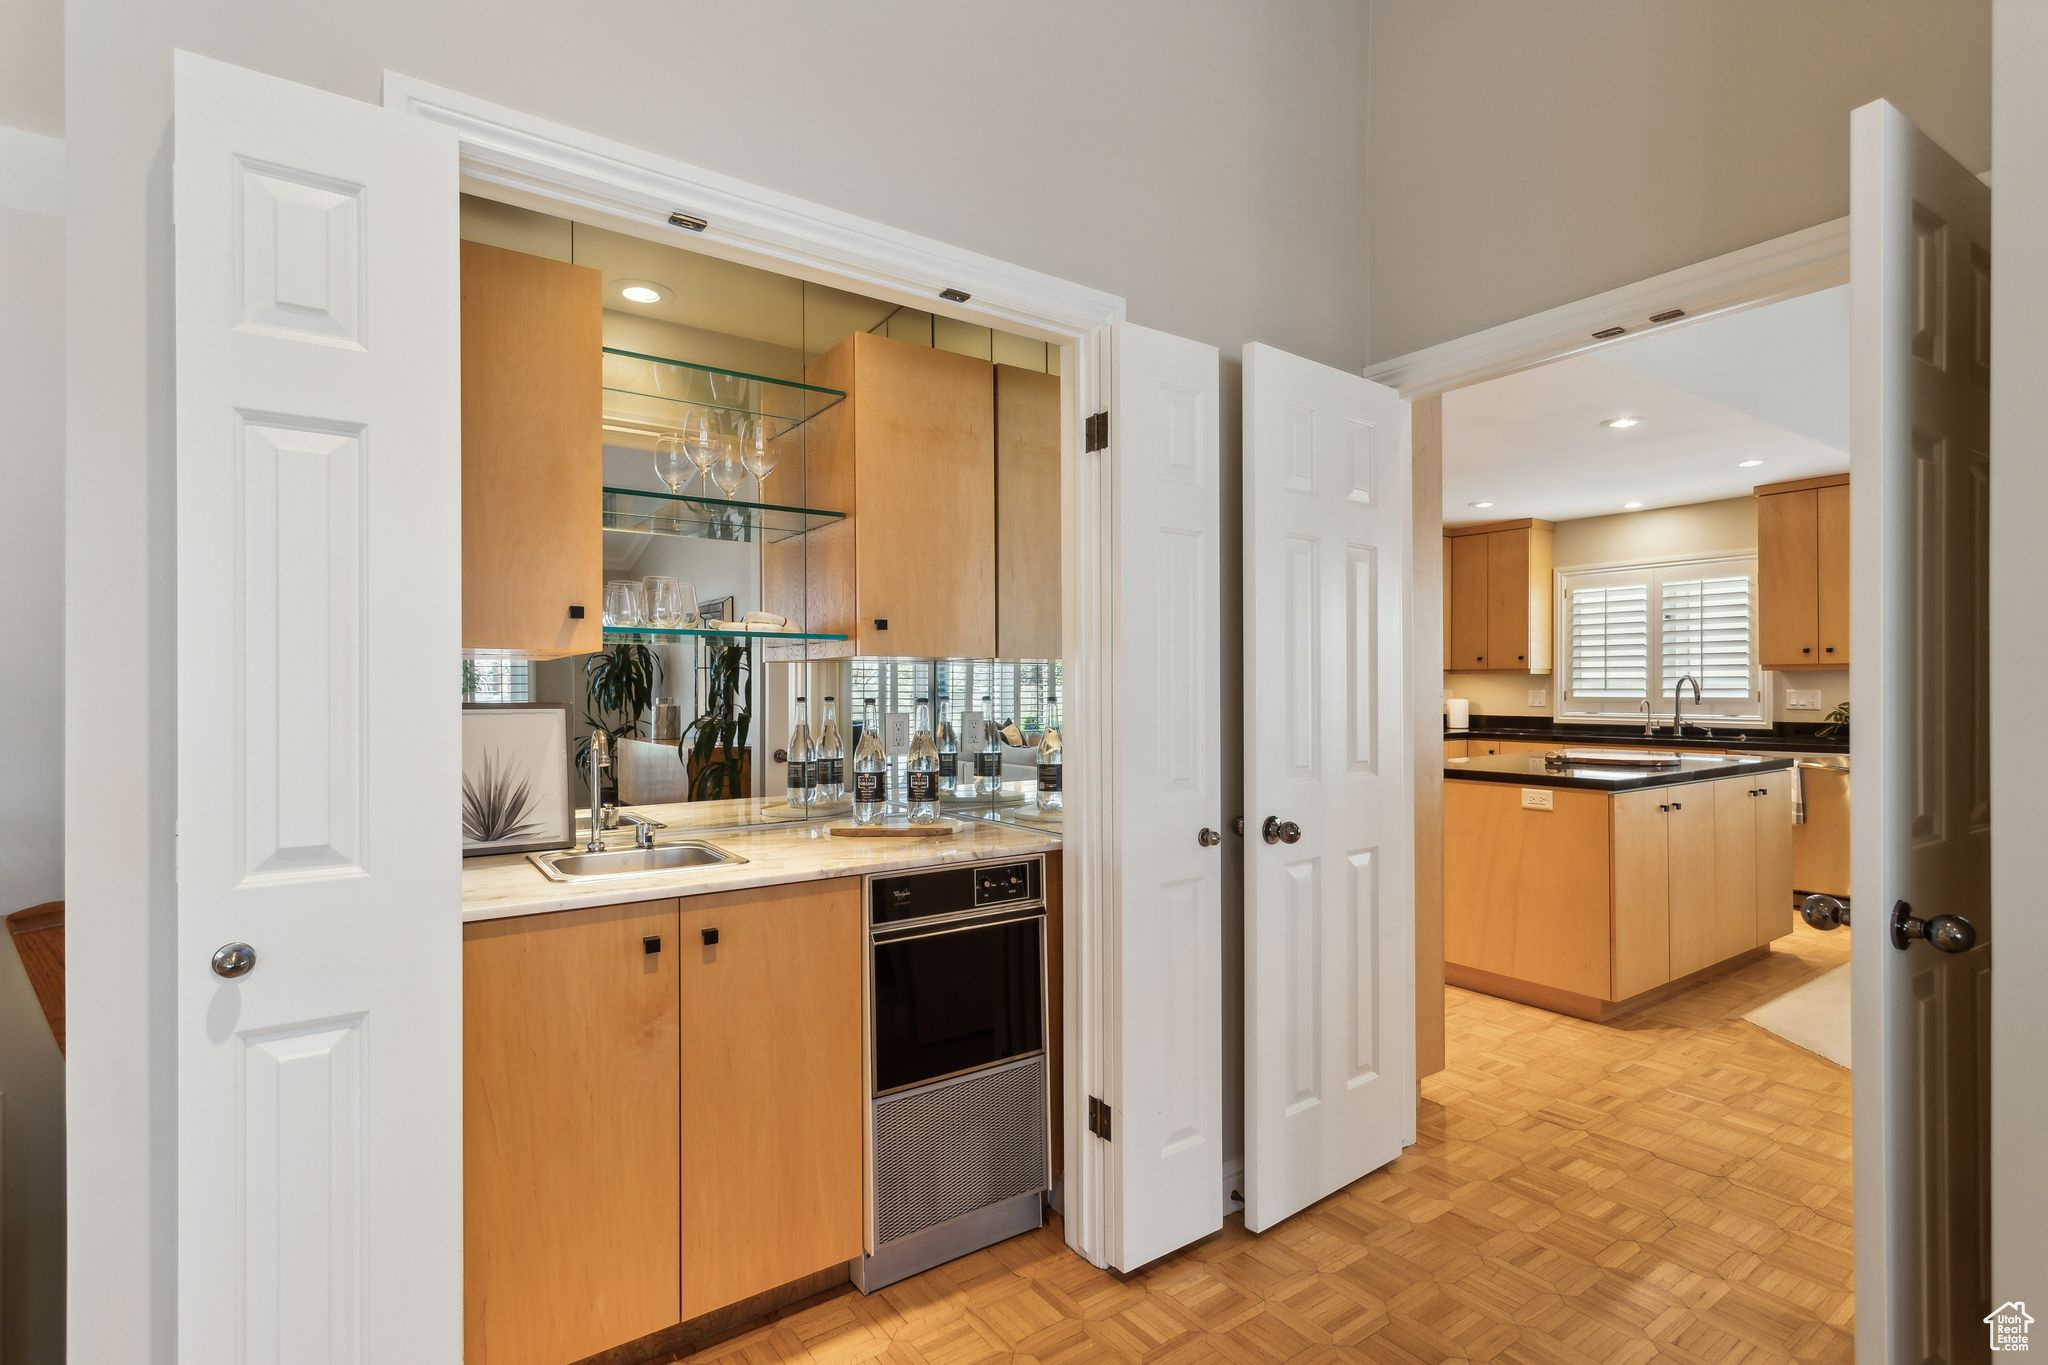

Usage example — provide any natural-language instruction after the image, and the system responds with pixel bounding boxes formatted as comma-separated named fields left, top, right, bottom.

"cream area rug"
left=1744, top=965, right=1852, bottom=1069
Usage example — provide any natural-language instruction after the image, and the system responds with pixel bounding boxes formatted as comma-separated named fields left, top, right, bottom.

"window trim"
left=1552, top=551, right=1774, bottom=729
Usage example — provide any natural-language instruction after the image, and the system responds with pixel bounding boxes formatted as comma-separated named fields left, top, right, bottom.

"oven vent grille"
left=873, top=1058, right=1047, bottom=1247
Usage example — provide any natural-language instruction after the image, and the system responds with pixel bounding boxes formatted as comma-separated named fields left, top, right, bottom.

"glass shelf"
left=601, top=347, right=845, bottom=448
left=603, top=624, right=849, bottom=644
left=602, top=486, right=845, bottom=544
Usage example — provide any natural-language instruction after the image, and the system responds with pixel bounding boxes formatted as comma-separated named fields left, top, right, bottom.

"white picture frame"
left=461, top=703, right=575, bottom=856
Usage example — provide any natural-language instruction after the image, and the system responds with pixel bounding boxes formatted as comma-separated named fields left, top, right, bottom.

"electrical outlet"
left=1521, top=788, right=1555, bottom=811
left=884, top=712, right=911, bottom=756
left=1786, top=689, right=1823, bottom=711
left=1527, top=688, right=1548, bottom=708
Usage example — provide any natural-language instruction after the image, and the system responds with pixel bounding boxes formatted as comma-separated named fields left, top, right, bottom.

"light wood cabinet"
left=464, top=900, right=681, bottom=1365
left=764, top=331, right=996, bottom=660
left=1610, top=790, right=1672, bottom=999
left=1443, top=520, right=1554, bottom=672
left=1750, top=769, right=1797, bottom=946
left=1756, top=475, right=1850, bottom=669
left=678, top=879, right=863, bottom=1318
left=460, top=241, right=603, bottom=657
left=1443, top=738, right=1469, bottom=760
left=996, top=364, right=1062, bottom=659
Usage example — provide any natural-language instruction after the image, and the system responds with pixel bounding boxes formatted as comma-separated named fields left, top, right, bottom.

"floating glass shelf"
left=603, top=624, right=848, bottom=644
left=602, top=486, right=846, bottom=544
left=601, top=347, right=845, bottom=448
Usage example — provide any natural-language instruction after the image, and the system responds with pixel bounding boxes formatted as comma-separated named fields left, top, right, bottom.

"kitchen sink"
left=527, top=841, right=746, bottom=882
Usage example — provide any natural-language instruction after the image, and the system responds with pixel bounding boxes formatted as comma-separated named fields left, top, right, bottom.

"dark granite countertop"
left=1445, top=751, right=1798, bottom=792
left=1447, top=719, right=1849, bottom=755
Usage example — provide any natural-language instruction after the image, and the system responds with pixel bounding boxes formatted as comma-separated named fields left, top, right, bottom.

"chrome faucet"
left=585, top=729, right=611, bottom=853
left=619, top=810, right=665, bottom=850
left=1672, top=673, right=1703, bottom=738
left=1640, top=698, right=1658, bottom=737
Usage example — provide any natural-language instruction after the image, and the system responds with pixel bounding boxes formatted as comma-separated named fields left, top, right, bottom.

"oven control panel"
left=973, top=861, right=1038, bottom=908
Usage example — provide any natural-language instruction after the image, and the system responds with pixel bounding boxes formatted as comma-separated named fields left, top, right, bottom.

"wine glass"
left=708, top=439, right=748, bottom=497
left=741, top=417, right=779, bottom=500
left=653, top=434, right=693, bottom=494
left=681, top=409, right=722, bottom=495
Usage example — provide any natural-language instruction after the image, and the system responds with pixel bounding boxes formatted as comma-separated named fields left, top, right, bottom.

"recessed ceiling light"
left=1601, top=416, right=1641, bottom=430
left=616, top=279, right=671, bottom=305
left=1623, top=501, right=1644, bottom=510
left=1737, top=458, right=1765, bottom=468
left=1468, top=500, right=1495, bottom=509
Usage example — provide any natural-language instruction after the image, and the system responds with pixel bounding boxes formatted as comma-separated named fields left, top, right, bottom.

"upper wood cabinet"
left=461, top=242, right=603, bottom=657
left=996, top=364, right=1063, bottom=660
left=464, top=900, right=681, bottom=1365
left=678, top=879, right=863, bottom=1319
left=1444, top=519, right=1554, bottom=673
left=764, top=331, right=996, bottom=660
left=1756, top=474, right=1850, bottom=670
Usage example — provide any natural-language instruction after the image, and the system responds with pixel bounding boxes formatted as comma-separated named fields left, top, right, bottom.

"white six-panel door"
left=1104, top=322, right=1227, bottom=1271
left=1242, top=343, right=1415, bottom=1233
left=174, top=52, right=462, bottom=1363
left=1849, top=99, right=1993, bottom=1365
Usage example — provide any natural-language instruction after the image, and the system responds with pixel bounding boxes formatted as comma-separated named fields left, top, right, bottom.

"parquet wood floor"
left=668, top=925, right=1854, bottom=1364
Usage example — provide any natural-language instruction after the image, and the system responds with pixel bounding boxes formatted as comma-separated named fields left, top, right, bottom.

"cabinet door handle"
left=1671, top=801, right=1683, bottom=811
left=643, top=935, right=662, bottom=955
left=1659, top=804, right=1669, bottom=812
left=568, top=604, right=586, bottom=620
left=701, top=928, right=719, bottom=947
left=1825, top=646, right=1836, bottom=654
left=1802, top=646, right=1812, bottom=654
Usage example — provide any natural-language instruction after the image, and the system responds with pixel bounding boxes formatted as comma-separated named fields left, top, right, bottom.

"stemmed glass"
left=708, top=437, right=749, bottom=497
left=741, top=417, right=779, bottom=501
left=681, top=408, right=723, bottom=497
left=653, top=434, right=693, bottom=495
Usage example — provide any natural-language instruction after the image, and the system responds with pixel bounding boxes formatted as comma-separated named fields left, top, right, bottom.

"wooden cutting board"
left=828, top=819, right=963, bottom=838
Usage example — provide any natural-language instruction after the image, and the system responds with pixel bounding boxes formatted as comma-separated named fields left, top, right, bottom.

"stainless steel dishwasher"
left=855, top=856, right=1050, bottom=1292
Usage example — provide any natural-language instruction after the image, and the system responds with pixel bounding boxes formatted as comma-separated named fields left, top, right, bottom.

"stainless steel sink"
left=527, top=841, right=745, bottom=883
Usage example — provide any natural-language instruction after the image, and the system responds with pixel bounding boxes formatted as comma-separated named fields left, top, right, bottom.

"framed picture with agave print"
left=461, top=703, right=575, bottom=857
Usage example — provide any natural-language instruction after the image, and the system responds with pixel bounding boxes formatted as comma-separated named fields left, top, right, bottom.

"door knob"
left=1800, top=894, right=1850, bottom=931
left=210, top=942, right=257, bottom=979
left=1261, top=816, right=1301, bottom=845
left=1890, top=900, right=1977, bottom=953
left=1197, top=828, right=1221, bottom=847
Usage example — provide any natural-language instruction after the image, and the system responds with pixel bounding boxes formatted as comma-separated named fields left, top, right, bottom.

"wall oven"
left=856, top=857, right=1049, bottom=1292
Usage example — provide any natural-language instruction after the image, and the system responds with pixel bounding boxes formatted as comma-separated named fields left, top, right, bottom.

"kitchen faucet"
left=585, top=729, right=610, bottom=853
left=1640, top=698, right=1658, bottom=737
left=1672, top=673, right=1703, bottom=738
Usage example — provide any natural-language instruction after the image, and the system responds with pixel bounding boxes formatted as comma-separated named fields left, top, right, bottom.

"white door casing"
left=175, top=51, right=462, bottom=1363
left=1101, top=322, right=1225, bottom=1271
left=1241, top=343, right=1415, bottom=1234
left=1849, top=99, right=1993, bottom=1365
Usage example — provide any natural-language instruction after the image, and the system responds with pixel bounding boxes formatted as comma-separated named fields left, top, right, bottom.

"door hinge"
left=1085, top=410, right=1109, bottom=453
left=1087, top=1095, right=1113, bottom=1141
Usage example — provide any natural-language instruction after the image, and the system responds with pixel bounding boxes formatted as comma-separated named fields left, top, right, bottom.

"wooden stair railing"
left=7, top=900, right=64, bottom=1054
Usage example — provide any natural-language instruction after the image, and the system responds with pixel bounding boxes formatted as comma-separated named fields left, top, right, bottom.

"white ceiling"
left=1442, top=287, right=1849, bottom=525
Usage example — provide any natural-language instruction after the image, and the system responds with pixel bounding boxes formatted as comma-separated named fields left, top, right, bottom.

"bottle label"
left=907, top=771, right=940, bottom=803
left=820, top=758, right=843, bottom=787
left=853, top=771, right=885, bottom=804
left=786, top=760, right=812, bottom=790
left=938, top=753, right=958, bottom=780
left=1036, top=763, right=1062, bottom=794
left=974, top=752, right=1003, bottom=779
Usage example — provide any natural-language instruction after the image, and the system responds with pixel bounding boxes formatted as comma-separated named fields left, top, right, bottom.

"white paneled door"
left=174, top=52, right=462, bottom=1363
left=1241, top=343, right=1414, bottom=1234
left=1103, top=322, right=1226, bottom=1271
left=1849, top=100, right=1993, bottom=1365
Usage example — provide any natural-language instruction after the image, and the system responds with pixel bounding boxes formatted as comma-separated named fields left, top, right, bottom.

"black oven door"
left=871, top=909, right=1044, bottom=1095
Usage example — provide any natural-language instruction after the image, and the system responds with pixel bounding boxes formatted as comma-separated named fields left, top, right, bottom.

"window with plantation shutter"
left=1559, top=554, right=1764, bottom=724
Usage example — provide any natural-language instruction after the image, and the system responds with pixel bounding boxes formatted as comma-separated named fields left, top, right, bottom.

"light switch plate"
left=1527, top=688, right=1548, bottom=708
left=1521, top=788, right=1555, bottom=811
left=884, top=711, right=911, bottom=756
left=1786, top=689, right=1823, bottom=711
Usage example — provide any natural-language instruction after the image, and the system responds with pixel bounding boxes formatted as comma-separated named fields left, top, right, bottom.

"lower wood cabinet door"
left=1752, top=771, right=1797, bottom=945
left=1610, top=789, right=1673, bottom=999
left=465, top=901, right=682, bottom=1365
left=1663, top=790, right=1723, bottom=978
left=679, top=879, right=863, bottom=1318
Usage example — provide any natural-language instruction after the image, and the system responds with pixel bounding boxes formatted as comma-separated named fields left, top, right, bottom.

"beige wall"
left=65, top=6, right=1376, bottom=1349
left=1443, top=497, right=1850, bottom=726
left=1365, top=0, right=1992, bottom=362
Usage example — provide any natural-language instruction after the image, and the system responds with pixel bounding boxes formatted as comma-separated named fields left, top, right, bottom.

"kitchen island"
left=1445, top=751, right=1797, bottom=1020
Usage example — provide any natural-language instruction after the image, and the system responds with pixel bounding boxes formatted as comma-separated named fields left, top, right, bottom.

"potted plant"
left=683, top=636, right=752, bottom=800
left=580, top=642, right=664, bottom=802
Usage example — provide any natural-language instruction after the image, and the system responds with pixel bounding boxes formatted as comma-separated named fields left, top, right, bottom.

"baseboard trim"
left=572, top=1262, right=853, bottom=1365
left=1448, top=947, right=1772, bottom=1023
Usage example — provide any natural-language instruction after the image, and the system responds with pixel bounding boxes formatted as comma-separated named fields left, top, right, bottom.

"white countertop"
left=461, top=793, right=1062, bottom=923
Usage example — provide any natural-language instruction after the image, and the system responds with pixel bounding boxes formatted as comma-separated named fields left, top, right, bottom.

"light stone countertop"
left=461, top=793, right=1062, bottom=923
